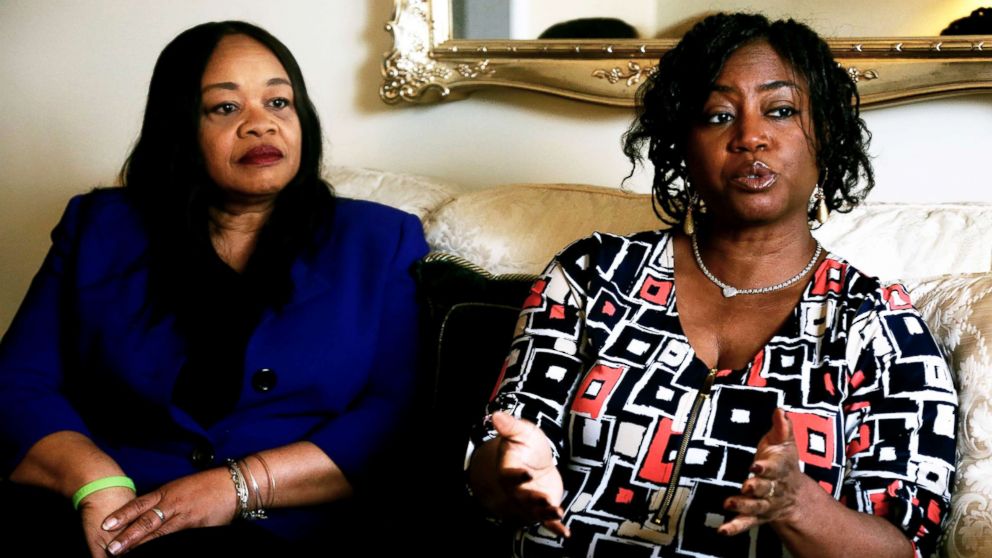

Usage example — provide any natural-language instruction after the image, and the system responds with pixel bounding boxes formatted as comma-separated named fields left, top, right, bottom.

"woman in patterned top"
left=467, top=13, right=956, bottom=558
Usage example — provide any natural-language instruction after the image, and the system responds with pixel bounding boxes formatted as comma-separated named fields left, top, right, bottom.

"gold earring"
left=683, top=192, right=697, bottom=235
left=815, top=185, right=829, bottom=224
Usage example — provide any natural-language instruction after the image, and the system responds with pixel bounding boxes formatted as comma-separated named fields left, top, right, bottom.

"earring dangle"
left=683, top=192, right=697, bottom=235
left=814, top=185, right=829, bottom=224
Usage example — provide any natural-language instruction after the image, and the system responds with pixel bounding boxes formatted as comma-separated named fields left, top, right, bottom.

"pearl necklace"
left=691, top=233, right=823, bottom=298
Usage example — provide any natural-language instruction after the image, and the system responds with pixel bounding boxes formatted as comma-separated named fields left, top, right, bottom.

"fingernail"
left=108, top=541, right=122, bottom=555
left=102, top=517, right=118, bottom=530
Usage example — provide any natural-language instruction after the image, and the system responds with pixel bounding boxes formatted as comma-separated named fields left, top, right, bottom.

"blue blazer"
left=0, top=189, right=428, bottom=538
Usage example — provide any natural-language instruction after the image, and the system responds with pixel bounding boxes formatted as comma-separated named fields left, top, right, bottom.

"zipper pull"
left=701, top=368, right=717, bottom=398
left=649, top=366, right=719, bottom=526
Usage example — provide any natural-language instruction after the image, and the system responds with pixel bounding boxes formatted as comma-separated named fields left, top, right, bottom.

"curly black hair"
left=941, top=7, right=992, bottom=35
left=622, top=13, right=874, bottom=226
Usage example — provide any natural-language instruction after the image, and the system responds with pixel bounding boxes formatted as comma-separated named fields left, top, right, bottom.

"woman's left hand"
left=718, top=408, right=805, bottom=536
left=100, top=467, right=236, bottom=555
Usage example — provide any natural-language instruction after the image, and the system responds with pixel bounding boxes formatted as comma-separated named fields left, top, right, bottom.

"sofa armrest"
left=909, top=273, right=992, bottom=558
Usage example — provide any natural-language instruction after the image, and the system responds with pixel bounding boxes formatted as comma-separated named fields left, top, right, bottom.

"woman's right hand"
left=78, top=486, right=138, bottom=558
left=490, top=412, right=570, bottom=537
left=7, top=432, right=135, bottom=556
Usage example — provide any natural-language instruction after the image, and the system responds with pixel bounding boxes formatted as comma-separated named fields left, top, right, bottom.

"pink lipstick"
left=238, top=145, right=283, bottom=165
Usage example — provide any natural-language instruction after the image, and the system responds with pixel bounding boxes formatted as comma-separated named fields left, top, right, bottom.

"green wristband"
left=71, top=476, right=136, bottom=510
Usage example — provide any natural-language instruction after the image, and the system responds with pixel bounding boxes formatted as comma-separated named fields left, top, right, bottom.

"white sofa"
left=332, top=166, right=992, bottom=558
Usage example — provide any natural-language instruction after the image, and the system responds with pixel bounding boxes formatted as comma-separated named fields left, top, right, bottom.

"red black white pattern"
left=471, top=230, right=956, bottom=558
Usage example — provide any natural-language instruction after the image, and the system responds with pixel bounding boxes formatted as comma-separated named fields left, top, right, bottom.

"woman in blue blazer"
left=0, top=21, right=427, bottom=556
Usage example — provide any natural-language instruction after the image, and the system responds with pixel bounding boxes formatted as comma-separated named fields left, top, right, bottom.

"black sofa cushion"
left=411, top=253, right=537, bottom=554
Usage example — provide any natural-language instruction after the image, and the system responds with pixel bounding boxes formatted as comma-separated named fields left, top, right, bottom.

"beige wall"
left=1, top=0, right=990, bottom=333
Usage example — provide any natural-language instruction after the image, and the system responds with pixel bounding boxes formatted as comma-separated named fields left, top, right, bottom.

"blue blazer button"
left=190, top=444, right=215, bottom=468
left=252, top=368, right=277, bottom=392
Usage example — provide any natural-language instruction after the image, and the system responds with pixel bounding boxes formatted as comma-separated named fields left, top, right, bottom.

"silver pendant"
left=722, top=286, right=738, bottom=298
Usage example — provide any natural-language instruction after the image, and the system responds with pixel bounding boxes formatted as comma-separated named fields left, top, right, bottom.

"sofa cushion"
left=908, top=272, right=992, bottom=558
left=423, top=184, right=664, bottom=275
left=412, top=252, right=535, bottom=555
left=326, top=165, right=457, bottom=219
left=815, top=203, right=992, bottom=282
left=414, top=252, right=535, bottom=427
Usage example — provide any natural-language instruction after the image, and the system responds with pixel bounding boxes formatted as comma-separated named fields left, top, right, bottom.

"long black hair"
left=120, top=21, right=333, bottom=318
left=623, top=13, right=874, bottom=226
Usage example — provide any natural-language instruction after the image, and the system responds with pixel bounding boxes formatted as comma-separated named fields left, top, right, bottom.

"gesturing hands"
left=491, top=412, right=571, bottom=538
left=719, top=408, right=804, bottom=536
left=98, top=468, right=237, bottom=556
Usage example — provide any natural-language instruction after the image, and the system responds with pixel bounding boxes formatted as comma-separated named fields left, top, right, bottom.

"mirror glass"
left=452, top=0, right=989, bottom=40
left=384, top=0, right=992, bottom=107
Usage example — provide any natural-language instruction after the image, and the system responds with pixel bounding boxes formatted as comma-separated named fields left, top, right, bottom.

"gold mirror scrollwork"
left=381, top=0, right=992, bottom=108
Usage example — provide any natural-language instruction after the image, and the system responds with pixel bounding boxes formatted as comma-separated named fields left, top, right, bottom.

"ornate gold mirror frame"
left=380, top=0, right=992, bottom=108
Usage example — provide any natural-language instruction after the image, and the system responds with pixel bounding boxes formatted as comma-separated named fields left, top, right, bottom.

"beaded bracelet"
left=226, top=459, right=251, bottom=520
left=71, top=476, right=136, bottom=510
left=226, top=458, right=267, bottom=520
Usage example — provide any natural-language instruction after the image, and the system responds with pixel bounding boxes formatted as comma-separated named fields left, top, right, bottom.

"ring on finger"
left=151, top=507, right=166, bottom=521
left=767, top=480, right=776, bottom=499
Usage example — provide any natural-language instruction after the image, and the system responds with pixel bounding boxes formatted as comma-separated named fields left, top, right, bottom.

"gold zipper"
left=650, top=368, right=718, bottom=528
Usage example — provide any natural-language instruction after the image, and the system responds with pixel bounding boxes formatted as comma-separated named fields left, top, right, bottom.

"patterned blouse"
left=470, top=230, right=956, bottom=558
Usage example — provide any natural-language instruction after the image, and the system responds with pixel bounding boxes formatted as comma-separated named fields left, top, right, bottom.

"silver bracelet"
left=251, top=453, right=276, bottom=509
left=226, top=459, right=250, bottom=520
left=240, top=458, right=268, bottom=519
left=226, top=459, right=266, bottom=521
